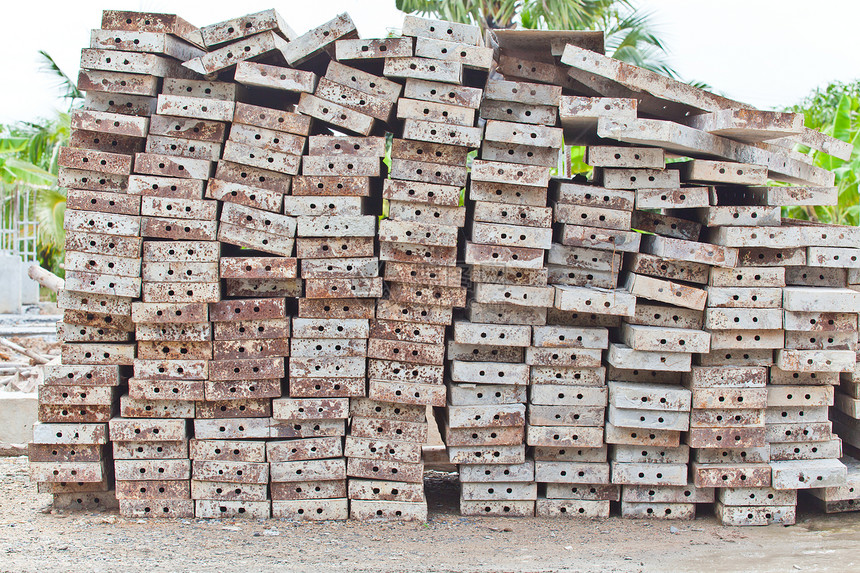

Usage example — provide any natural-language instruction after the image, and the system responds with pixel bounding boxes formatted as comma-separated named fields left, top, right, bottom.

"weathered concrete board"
left=561, top=44, right=751, bottom=114
left=686, top=109, right=804, bottom=143
left=598, top=117, right=835, bottom=188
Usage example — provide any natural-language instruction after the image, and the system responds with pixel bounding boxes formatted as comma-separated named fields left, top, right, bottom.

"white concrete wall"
left=0, top=254, right=23, bottom=313
left=0, top=392, right=37, bottom=448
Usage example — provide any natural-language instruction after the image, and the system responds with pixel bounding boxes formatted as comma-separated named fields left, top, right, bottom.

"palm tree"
left=396, top=0, right=678, bottom=77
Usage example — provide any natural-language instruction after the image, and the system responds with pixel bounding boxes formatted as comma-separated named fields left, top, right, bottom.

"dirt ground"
left=1, top=456, right=859, bottom=573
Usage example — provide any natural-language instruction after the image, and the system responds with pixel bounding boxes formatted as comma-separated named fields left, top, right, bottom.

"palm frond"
left=519, top=0, right=617, bottom=30
left=688, top=79, right=713, bottom=91
left=1, top=112, right=70, bottom=176
left=604, top=7, right=678, bottom=78
left=38, top=50, right=82, bottom=102
left=396, top=0, right=483, bottom=27
left=0, top=136, right=29, bottom=154
left=0, top=157, right=57, bottom=185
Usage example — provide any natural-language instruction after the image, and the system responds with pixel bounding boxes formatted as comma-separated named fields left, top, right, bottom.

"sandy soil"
left=1, top=455, right=859, bottom=573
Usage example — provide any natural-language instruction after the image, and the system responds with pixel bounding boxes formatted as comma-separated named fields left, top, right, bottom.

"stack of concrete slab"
left=451, top=78, right=562, bottom=518
left=836, top=265, right=860, bottom=447
left=587, top=155, right=712, bottom=520
left=767, top=286, right=855, bottom=493
left=31, top=8, right=860, bottom=527
left=530, top=325, right=613, bottom=518
left=687, top=366, right=768, bottom=525
left=118, top=20, right=248, bottom=517
left=692, top=171, right=854, bottom=525
left=209, top=97, right=303, bottom=528
left=557, top=40, right=854, bottom=524
left=716, top=486, right=798, bottom=526
left=131, top=78, right=225, bottom=519
left=290, top=130, right=385, bottom=520
left=836, top=350, right=860, bottom=451
left=677, top=193, right=775, bottom=524
left=535, top=166, right=633, bottom=517
left=269, top=393, right=348, bottom=520
left=287, top=128, right=386, bottom=522
left=31, top=367, right=117, bottom=512
left=695, top=263, right=779, bottom=498
left=808, top=456, right=860, bottom=513
left=182, top=9, right=295, bottom=77
left=545, top=104, right=637, bottom=517
left=332, top=31, right=435, bottom=521
left=203, top=12, right=359, bottom=521
left=360, top=15, right=487, bottom=521
left=808, top=288, right=860, bottom=457
left=607, top=378, right=694, bottom=519
left=111, top=416, right=191, bottom=517
left=40, top=9, right=212, bottom=515
left=703, top=264, right=854, bottom=522
left=614, top=238, right=716, bottom=520
left=839, top=272, right=860, bottom=453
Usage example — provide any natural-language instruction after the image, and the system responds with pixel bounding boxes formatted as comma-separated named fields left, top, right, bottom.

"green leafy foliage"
left=35, top=186, right=67, bottom=277
left=569, top=145, right=592, bottom=176
left=784, top=84, right=860, bottom=227
left=790, top=81, right=860, bottom=131
left=519, top=0, right=618, bottom=31
left=38, top=51, right=83, bottom=102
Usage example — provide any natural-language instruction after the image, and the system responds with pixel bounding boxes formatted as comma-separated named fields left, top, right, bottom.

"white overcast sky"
left=2, top=0, right=857, bottom=124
